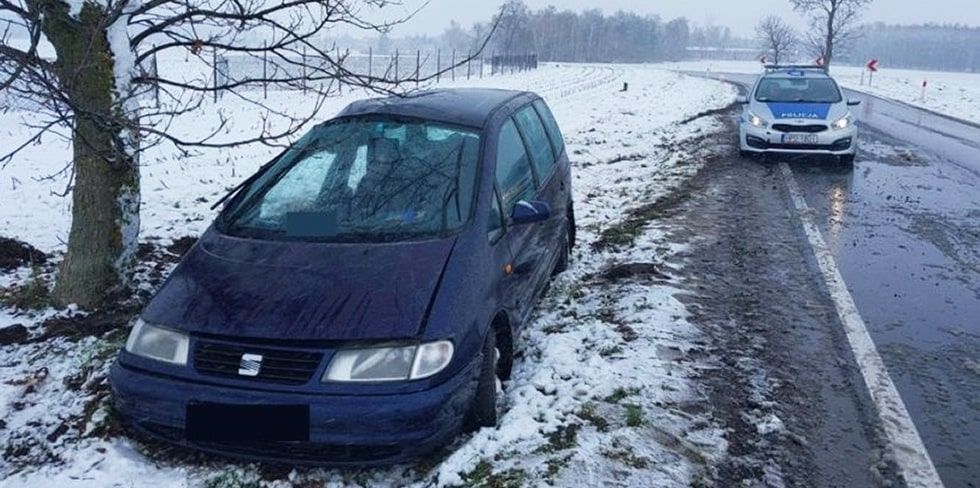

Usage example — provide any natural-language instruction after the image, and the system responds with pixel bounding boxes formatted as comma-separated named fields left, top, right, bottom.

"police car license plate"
left=782, top=133, right=819, bottom=145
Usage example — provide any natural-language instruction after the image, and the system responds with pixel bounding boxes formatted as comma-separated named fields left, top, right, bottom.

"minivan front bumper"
left=110, top=354, right=479, bottom=465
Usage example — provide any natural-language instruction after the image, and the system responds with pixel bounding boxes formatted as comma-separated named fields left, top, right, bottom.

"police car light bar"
left=763, top=64, right=829, bottom=73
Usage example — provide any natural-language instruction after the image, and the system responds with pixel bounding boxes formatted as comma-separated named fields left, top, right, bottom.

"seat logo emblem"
left=238, top=353, right=263, bottom=376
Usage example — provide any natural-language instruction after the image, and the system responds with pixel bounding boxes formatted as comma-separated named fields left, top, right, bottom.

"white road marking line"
left=778, top=162, right=945, bottom=488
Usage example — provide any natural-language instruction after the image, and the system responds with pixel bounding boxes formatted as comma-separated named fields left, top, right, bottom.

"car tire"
left=553, top=240, right=569, bottom=275
left=839, top=154, right=855, bottom=165
left=567, top=205, right=576, bottom=249
left=553, top=223, right=573, bottom=277
left=464, top=332, right=498, bottom=432
left=739, top=149, right=752, bottom=159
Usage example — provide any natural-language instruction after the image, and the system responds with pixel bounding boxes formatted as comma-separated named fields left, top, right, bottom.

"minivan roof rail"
left=763, top=64, right=829, bottom=73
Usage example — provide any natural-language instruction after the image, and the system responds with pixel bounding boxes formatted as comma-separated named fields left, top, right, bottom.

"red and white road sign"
left=814, top=56, right=825, bottom=66
left=866, top=59, right=879, bottom=72
left=759, top=54, right=768, bottom=64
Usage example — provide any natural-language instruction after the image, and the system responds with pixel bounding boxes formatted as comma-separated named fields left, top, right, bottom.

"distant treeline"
left=844, top=23, right=980, bottom=72
left=489, top=1, right=691, bottom=63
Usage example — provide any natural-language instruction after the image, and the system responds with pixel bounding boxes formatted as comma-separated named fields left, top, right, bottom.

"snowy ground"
left=0, top=63, right=736, bottom=487
left=662, top=60, right=980, bottom=126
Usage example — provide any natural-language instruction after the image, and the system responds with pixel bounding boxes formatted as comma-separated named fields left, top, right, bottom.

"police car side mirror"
left=736, top=96, right=748, bottom=104
left=847, top=99, right=861, bottom=106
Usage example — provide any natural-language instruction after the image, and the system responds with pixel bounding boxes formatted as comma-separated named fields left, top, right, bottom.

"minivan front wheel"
left=464, top=332, right=498, bottom=431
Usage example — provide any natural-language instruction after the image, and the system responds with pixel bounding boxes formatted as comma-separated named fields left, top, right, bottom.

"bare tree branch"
left=791, top=0, right=872, bottom=66
left=756, top=15, right=797, bottom=65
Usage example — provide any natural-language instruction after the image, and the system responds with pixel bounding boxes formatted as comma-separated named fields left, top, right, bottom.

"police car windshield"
left=755, top=77, right=842, bottom=103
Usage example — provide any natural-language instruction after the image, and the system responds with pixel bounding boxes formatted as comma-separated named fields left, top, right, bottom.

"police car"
left=738, top=65, right=860, bottom=163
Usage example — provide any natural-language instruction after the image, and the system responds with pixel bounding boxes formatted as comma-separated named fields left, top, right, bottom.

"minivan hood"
left=141, top=230, right=455, bottom=342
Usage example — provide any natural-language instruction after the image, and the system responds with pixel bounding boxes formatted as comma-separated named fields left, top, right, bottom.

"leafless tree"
left=756, top=15, right=797, bottom=65
left=790, top=0, right=872, bottom=67
left=0, top=0, right=495, bottom=309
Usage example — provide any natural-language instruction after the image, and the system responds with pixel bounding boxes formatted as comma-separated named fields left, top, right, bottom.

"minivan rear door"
left=495, top=118, right=545, bottom=322
left=514, top=103, right=565, bottom=280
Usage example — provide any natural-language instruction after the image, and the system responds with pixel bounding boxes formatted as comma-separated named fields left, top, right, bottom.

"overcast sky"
left=381, top=0, right=980, bottom=37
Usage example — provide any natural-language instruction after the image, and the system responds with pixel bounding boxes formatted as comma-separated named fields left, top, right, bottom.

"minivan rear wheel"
left=553, top=237, right=570, bottom=275
left=464, top=332, right=498, bottom=431
left=553, top=210, right=575, bottom=275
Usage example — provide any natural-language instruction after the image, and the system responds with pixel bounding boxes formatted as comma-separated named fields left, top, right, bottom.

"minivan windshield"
left=755, top=77, right=842, bottom=103
left=221, top=118, right=481, bottom=242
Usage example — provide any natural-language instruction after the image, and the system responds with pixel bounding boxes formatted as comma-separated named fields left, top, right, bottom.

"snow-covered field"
left=0, top=63, right=736, bottom=487
left=663, top=60, right=980, bottom=126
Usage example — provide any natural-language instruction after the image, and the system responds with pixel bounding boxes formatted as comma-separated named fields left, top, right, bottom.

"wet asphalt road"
left=709, top=72, right=980, bottom=487
left=665, top=127, right=895, bottom=487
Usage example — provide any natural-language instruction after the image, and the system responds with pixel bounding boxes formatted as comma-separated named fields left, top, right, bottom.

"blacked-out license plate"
left=186, top=403, right=309, bottom=441
left=781, top=133, right=819, bottom=145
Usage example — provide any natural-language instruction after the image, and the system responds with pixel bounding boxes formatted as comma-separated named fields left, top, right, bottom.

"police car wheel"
left=839, top=154, right=855, bottom=165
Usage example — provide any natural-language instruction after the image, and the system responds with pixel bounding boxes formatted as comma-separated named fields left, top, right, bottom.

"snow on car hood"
left=141, top=229, right=455, bottom=342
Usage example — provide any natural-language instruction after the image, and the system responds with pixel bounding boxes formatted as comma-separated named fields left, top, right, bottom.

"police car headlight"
left=832, top=114, right=852, bottom=130
left=748, top=111, right=767, bottom=128
left=125, top=319, right=189, bottom=365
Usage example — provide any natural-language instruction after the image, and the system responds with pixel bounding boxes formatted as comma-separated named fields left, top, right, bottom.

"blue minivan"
left=110, top=88, right=575, bottom=464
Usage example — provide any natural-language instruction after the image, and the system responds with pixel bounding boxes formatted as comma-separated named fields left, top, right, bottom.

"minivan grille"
left=772, top=124, right=827, bottom=133
left=194, top=340, right=323, bottom=385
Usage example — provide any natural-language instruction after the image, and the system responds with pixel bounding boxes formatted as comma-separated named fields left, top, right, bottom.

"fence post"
left=395, top=49, right=399, bottom=82
left=302, top=45, right=307, bottom=94
left=479, top=53, right=484, bottom=79
left=437, top=49, right=441, bottom=83
left=490, top=50, right=495, bottom=76
left=368, top=46, right=373, bottom=79
left=212, top=48, right=218, bottom=103
left=416, top=49, right=420, bottom=88
left=152, top=48, right=160, bottom=108
left=451, top=49, right=456, bottom=81
left=467, top=52, right=471, bottom=80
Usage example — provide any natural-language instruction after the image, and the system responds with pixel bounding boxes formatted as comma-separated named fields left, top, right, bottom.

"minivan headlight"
left=323, top=341, right=454, bottom=382
left=832, top=113, right=852, bottom=130
left=125, top=319, right=189, bottom=365
left=748, top=111, right=767, bottom=128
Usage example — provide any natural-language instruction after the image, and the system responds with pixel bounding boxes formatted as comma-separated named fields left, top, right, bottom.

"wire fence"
left=209, top=49, right=539, bottom=99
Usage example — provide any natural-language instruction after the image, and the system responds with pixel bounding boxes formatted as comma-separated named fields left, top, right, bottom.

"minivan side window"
left=532, top=100, right=565, bottom=157
left=514, top=105, right=556, bottom=181
left=488, top=189, right=505, bottom=243
left=495, top=119, right=537, bottom=213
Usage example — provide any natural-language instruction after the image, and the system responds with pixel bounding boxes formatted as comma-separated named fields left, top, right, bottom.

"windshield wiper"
left=439, top=145, right=466, bottom=235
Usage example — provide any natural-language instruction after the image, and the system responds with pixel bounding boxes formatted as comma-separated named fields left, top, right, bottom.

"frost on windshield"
left=224, top=119, right=481, bottom=241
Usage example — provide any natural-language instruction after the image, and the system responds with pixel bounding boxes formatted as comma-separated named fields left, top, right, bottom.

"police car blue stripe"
left=766, top=102, right=832, bottom=120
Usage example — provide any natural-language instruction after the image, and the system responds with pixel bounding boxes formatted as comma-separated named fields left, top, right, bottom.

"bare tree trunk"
left=44, top=5, right=140, bottom=309
left=54, top=121, right=140, bottom=308
left=825, top=8, right=836, bottom=66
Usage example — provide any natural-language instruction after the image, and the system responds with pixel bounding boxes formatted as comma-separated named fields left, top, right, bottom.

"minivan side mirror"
left=847, top=99, right=861, bottom=106
left=736, top=95, right=749, bottom=104
left=511, top=200, right=550, bottom=225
